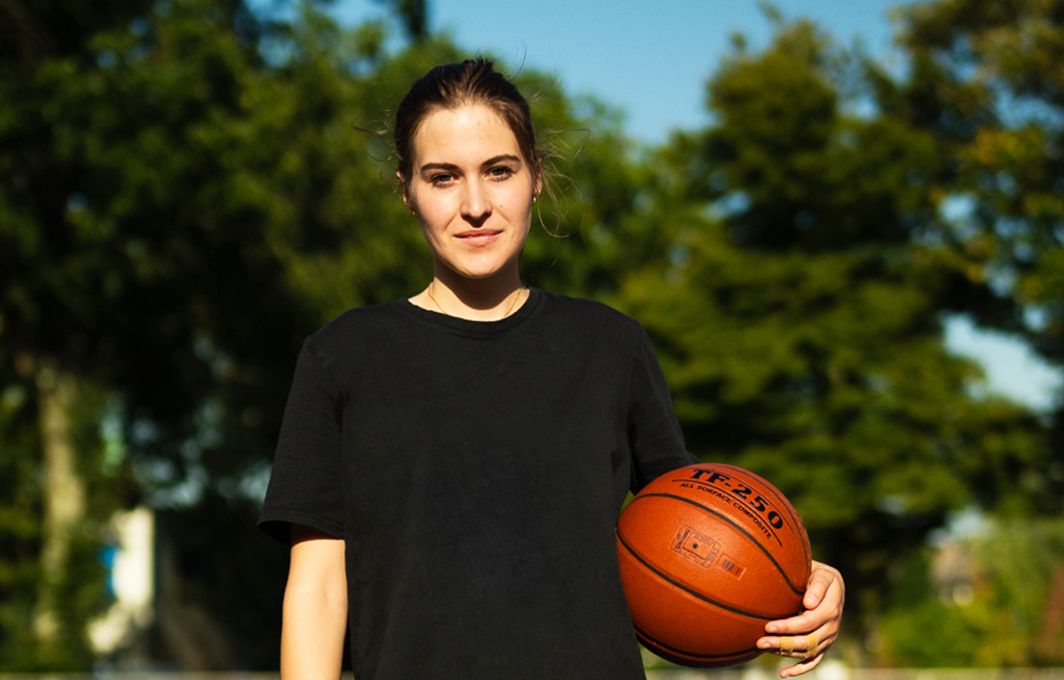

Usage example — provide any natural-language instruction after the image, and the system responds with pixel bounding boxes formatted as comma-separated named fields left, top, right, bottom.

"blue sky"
left=336, top=0, right=909, bottom=143
left=332, top=0, right=1061, bottom=410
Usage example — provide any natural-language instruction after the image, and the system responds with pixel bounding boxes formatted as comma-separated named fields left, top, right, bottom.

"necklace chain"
left=427, top=283, right=526, bottom=319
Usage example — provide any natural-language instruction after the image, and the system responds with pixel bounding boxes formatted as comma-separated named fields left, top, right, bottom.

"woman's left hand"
left=756, top=560, right=845, bottom=677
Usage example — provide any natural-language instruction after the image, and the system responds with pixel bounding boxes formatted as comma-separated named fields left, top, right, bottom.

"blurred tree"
left=1, top=0, right=158, bottom=667
left=888, top=0, right=1064, bottom=505
left=0, top=0, right=299, bottom=667
left=0, top=364, right=130, bottom=669
left=879, top=518, right=1064, bottom=666
left=612, top=19, right=1050, bottom=652
left=863, top=0, right=1064, bottom=661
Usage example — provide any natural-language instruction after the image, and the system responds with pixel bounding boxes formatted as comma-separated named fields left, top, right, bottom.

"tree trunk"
left=32, top=358, right=86, bottom=643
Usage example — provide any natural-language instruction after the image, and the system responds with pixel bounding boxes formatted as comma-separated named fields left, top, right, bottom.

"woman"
left=260, top=59, right=844, bottom=680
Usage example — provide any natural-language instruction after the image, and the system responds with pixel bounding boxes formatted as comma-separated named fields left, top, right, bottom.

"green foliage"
left=611, top=14, right=1052, bottom=647
left=880, top=519, right=1064, bottom=666
left=0, top=372, right=130, bottom=670
left=1, top=0, right=295, bottom=668
left=894, top=0, right=1064, bottom=383
left=0, top=379, right=41, bottom=668
left=876, top=550, right=1002, bottom=666
left=695, top=21, right=946, bottom=252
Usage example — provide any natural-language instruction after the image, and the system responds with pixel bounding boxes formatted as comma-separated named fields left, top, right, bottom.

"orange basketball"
left=616, top=462, right=811, bottom=667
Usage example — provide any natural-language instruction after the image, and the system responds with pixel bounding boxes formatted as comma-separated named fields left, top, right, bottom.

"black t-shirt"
left=259, top=289, right=694, bottom=679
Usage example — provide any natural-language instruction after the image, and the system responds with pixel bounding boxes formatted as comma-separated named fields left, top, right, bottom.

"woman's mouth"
left=455, top=229, right=502, bottom=245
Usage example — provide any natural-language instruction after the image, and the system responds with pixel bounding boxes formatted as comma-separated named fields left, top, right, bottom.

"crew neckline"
left=398, top=288, right=544, bottom=334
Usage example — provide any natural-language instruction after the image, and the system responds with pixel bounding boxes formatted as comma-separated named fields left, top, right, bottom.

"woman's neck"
left=414, top=270, right=527, bottom=321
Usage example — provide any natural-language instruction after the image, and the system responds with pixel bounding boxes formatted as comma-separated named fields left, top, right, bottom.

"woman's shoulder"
left=538, top=291, right=644, bottom=336
left=540, top=289, right=638, bottom=327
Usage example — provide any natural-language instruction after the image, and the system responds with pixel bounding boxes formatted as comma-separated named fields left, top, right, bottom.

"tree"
left=2, top=0, right=155, bottom=666
left=879, top=518, right=1064, bottom=666
left=0, top=0, right=299, bottom=666
left=889, top=0, right=1064, bottom=507
left=612, top=18, right=1050, bottom=652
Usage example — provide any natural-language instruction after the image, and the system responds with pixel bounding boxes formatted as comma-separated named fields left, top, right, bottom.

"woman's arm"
left=757, top=560, right=845, bottom=678
left=281, top=525, right=348, bottom=680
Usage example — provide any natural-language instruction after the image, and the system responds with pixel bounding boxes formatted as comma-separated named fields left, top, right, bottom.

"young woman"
left=260, top=59, right=844, bottom=680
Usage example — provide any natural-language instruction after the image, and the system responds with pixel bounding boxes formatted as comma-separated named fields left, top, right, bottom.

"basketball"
left=616, top=462, right=812, bottom=667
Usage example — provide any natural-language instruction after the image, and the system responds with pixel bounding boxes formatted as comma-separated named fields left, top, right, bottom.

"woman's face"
left=402, top=104, right=539, bottom=284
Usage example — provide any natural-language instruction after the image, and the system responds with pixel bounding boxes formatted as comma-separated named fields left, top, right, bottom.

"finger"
left=765, top=607, right=833, bottom=635
left=758, top=630, right=837, bottom=658
left=803, top=561, right=844, bottom=610
left=804, top=632, right=820, bottom=660
left=802, top=569, right=832, bottom=609
left=771, top=633, right=825, bottom=678
left=761, top=632, right=822, bottom=656
left=767, top=580, right=844, bottom=635
left=778, top=651, right=825, bottom=678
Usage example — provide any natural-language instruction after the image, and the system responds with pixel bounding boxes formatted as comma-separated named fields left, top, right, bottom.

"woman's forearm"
left=281, top=529, right=348, bottom=680
left=281, top=581, right=347, bottom=679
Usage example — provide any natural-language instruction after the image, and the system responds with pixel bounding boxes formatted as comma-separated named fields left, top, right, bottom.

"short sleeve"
left=258, top=342, right=346, bottom=544
left=627, top=325, right=698, bottom=491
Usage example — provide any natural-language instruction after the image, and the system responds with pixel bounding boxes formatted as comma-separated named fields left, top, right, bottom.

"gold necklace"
left=427, top=283, right=526, bottom=319
left=501, top=287, right=526, bottom=317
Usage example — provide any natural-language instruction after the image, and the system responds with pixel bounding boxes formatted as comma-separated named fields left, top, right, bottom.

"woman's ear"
left=397, top=171, right=415, bottom=213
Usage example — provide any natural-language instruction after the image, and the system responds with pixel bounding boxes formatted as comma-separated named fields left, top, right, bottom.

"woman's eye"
left=488, top=166, right=514, bottom=180
left=430, top=173, right=455, bottom=186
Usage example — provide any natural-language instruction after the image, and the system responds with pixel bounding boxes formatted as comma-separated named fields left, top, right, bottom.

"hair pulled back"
left=395, top=59, right=540, bottom=185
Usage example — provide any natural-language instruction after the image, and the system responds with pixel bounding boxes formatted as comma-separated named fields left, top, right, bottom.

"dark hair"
left=394, top=59, right=541, bottom=185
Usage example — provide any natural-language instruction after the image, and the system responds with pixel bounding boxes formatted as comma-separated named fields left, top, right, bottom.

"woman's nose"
left=460, top=179, right=492, bottom=225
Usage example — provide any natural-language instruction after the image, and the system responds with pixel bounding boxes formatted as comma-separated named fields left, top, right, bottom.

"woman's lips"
left=455, top=229, right=502, bottom=244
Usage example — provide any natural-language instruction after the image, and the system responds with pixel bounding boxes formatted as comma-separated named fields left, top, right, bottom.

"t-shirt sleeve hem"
left=257, top=508, right=344, bottom=545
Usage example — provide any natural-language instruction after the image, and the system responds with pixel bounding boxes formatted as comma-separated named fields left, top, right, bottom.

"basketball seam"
left=629, top=492, right=806, bottom=596
left=633, top=622, right=759, bottom=664
left=617, top=530, right=792, bottom=620
left=710, top=463, right=808, bottom=561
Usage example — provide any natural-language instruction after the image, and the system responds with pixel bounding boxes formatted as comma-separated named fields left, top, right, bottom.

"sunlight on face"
left=403, top=104, right=539, bottom=284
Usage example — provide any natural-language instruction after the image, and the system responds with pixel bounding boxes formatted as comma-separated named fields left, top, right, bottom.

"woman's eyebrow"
left=481, top=154, right=521, bottom=168
left=417, top=155, right=523, bottom=175
left=418, top=161, right=459, bottom=174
